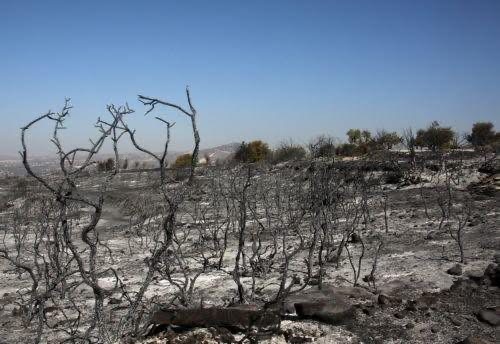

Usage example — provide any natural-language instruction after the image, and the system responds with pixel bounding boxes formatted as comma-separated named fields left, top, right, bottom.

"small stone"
left=394, top=311, right=405, bottom=319
left=430, top=326, right=438, bottom=333
left=307, top=278, right=319, bottom=286
left=405, top=300, right=418, bottom=312
left=350, top=233, right=360, bottom=243
left=483, top=264, right=500, bottom=287
left=378, top=294, right=389, bottom=305
left=447, top=264, right=462, bottom=276
left=362, top=307, right=374, bottom=316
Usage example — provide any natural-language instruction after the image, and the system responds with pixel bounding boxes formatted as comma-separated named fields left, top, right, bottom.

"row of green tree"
left=231, top=121, right=499, bottom=163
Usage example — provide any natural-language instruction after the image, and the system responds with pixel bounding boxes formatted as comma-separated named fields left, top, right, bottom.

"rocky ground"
left=0, top=157, right=498, bottom=343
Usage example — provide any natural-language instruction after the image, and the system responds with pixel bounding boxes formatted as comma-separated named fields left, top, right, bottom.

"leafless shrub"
left=1, top=88, right=202, bottom=343
left=435, top=157, right=474, bottom=263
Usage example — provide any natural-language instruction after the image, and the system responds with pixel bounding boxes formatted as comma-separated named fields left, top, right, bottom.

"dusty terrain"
left=0, top=155, right=498, bottom=344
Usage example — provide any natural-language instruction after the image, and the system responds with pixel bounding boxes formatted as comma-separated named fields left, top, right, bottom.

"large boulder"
left=294, top=300, right=354, bottom=324
left=284, top=286, right=358, bottom=324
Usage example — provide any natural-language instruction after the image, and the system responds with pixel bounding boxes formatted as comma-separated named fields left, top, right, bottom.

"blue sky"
left=1, top=0, right=499, bottom=155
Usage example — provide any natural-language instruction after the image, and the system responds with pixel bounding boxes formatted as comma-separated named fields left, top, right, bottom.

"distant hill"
left=0, top=143, right=241, bottom=175
left=195, top=142, right=240, bottom=163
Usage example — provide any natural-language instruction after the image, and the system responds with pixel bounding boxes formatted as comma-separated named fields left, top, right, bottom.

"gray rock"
left=378, top=293, right=402, bottom=306
left=447, top=264, right=463, bottom=276
left=350, top=232, right=361, bottom=243
left=483, top=263, right=500, bottom=287
left=284, top=286, right=356, bottom=325
left=294, top=300, right=354, bottom=325
left=477, top=307, right=500, bottom=326
left=394, top=311, right=405, bottom=319
left=405, top=300, right=418, bottom=312
left=405, top=322, right=414, bottom=329
left=361, top=307, right=375, bottom=316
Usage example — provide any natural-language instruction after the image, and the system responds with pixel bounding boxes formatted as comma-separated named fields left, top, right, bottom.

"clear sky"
left=1, top=0, right=499, bottom=156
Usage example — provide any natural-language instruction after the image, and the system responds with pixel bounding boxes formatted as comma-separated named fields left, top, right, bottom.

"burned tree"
left=138, top=87, right=200, bottom=184
left=0, top=100, right=134, bottom=343
left=0, top=87, right=202, bottom=343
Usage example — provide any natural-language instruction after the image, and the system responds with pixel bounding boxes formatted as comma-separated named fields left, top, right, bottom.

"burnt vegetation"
left=0, top=91, right=499, bottom=344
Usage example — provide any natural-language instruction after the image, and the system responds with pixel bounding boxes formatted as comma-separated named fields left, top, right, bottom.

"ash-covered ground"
left=0, top=155, right=499, bottom=344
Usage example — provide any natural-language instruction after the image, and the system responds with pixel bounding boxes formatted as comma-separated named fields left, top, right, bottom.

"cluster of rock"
left=446, top=254, right=500, bottom=289
left=143, top=254, right=500, bottom=343
left=469, top=157, right=500, bottom=195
